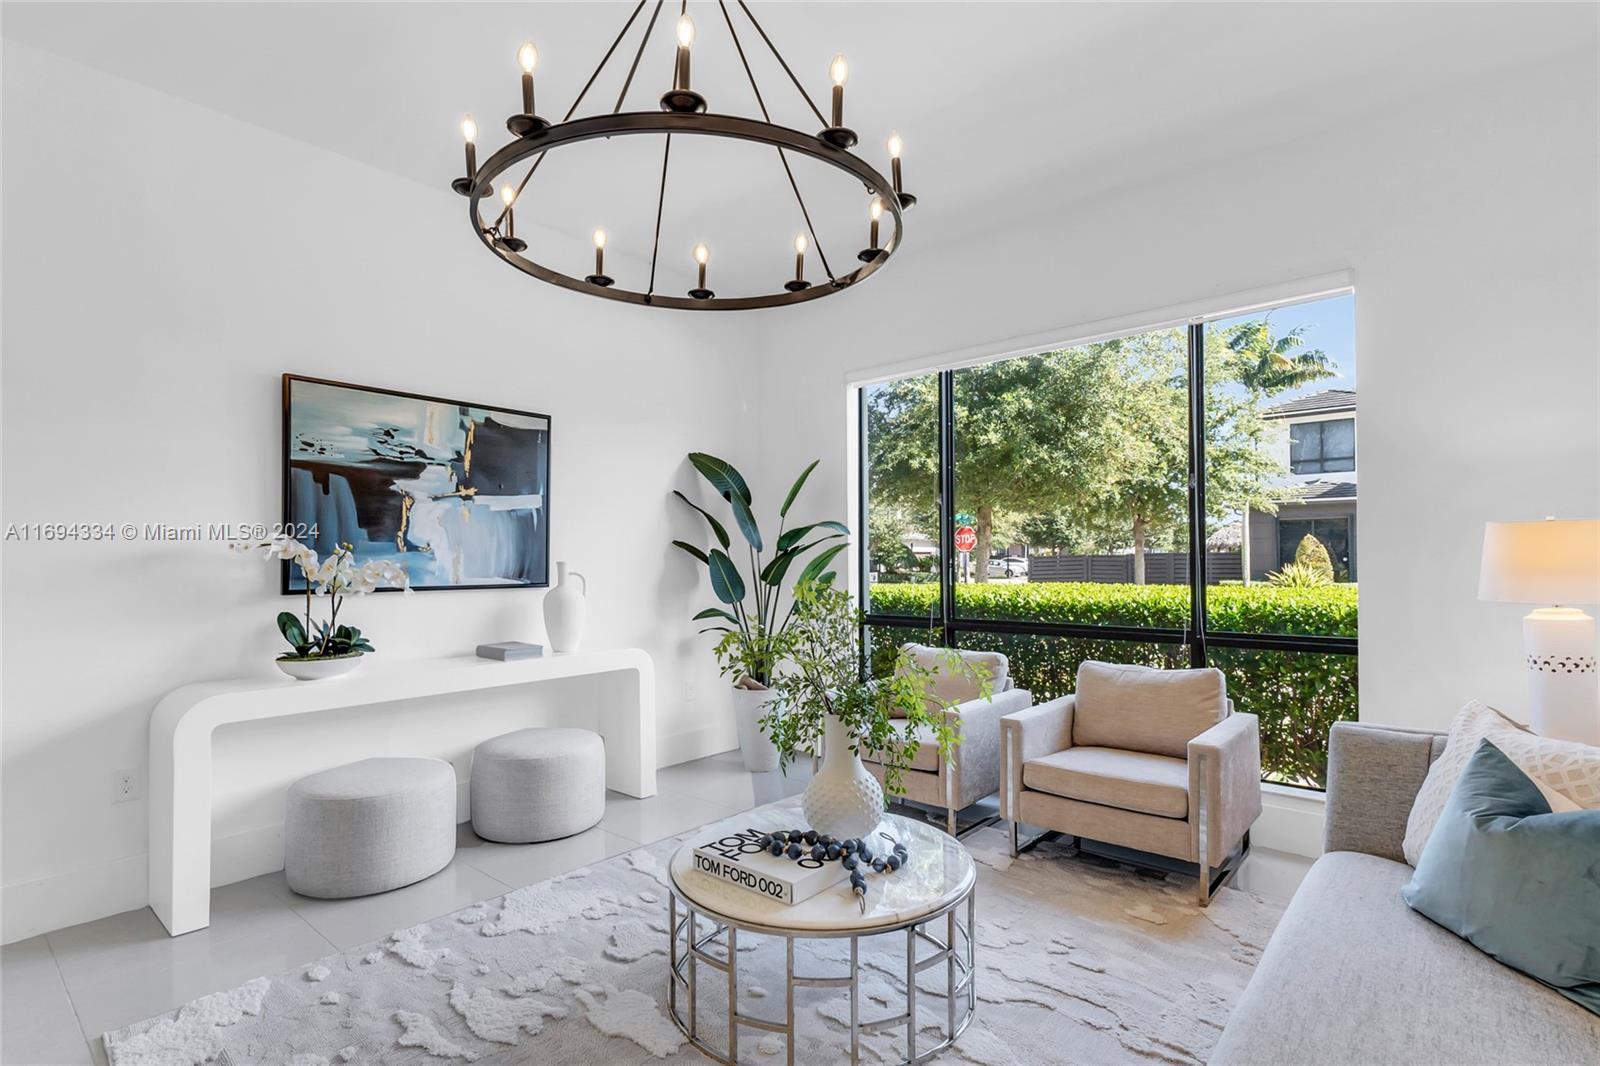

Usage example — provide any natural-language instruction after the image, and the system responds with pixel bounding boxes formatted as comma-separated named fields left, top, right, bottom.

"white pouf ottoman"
left=284, top=757, right=457, bottom=899
left=470, top=727, right=606, bottom=843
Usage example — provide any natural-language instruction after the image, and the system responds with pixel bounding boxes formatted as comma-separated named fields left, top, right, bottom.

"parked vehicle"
left=986, top=556, right=1029, bottom=578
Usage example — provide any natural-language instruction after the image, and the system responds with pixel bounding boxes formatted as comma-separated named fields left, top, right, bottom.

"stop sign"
left=954, top=526, right=978, bottom=553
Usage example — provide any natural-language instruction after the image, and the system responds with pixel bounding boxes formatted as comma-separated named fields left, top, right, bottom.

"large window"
left=860, top=292, right=1357, bottom=789
left=1290, top=418, right=1355, bottom=474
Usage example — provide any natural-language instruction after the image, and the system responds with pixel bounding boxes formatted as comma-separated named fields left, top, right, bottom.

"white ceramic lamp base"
left=1523, top=607, right=1600, bottom=745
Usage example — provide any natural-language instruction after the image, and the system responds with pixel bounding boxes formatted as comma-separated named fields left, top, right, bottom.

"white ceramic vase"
left=731, top=684, right=781, bottom=772
left=544, top=561, right=587, bottom=652
left=276, top=654, right=363, bottom=681
left=802, top=713, right=884, bottom=840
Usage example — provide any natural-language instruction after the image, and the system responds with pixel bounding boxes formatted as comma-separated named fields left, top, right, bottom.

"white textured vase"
left=802, top=713, right=884, bottom=840
left=543, top=561, right=587, bottom=653
left=731, top=685, right=782, bottom=772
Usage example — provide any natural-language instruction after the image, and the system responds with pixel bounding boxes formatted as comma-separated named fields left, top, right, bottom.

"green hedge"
left=865, top=581, right=1358, bottom=788
left=867, top=581, right=1357, bottom=636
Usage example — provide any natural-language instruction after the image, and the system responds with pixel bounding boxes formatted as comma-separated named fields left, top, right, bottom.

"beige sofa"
left=1211, top=721, right=1600, bottom=1064
left=999, top=661, right=1261, bottom=904
left=862, top=644, right=1035, bottom=833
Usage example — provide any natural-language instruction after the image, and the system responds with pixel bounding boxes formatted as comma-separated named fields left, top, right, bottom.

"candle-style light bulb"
left=863, top=195, right=884, bottom=258
left=672, top=14, right=696, bottom=94
left=591, top=228, right=608, bottom=281
left=517, top=41, right=540, bottom=119
left=689, top=242, right=712, bottom=299
left=793, top=233, right=807, bottom=283
left=499, top=183, right=518, bottom=242
left=459, top=113, right=479, bottom=184
left=886, top=131, right=915, bottom=208
left=593, top=228, right=608, bottom=250
left=794, top=234, right=808, bottom=255
left=828, top=53, right=849, bottom=129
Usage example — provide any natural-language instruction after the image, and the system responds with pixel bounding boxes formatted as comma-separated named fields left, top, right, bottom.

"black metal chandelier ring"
left=467, top=111, right=905, bottom=311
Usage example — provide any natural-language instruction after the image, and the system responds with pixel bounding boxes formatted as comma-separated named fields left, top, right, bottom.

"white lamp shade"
left=1478, top=519, right=1600, bottom=605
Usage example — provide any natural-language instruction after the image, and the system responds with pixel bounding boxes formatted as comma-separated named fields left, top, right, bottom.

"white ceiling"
left=5, top=2, right=1591, bottom=300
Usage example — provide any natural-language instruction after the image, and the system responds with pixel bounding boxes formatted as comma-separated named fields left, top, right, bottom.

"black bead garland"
left=753, top=828, right=911, bottom=913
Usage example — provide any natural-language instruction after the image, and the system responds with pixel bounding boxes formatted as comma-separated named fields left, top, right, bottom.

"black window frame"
left=1288, top=417, right=1356, bottom=475
left=858, top=319, right=1358, bottom=788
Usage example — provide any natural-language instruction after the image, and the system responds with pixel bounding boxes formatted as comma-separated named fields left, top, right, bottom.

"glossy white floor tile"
left=655, top=748, right=815, bottom=810
left=1233, top=846, right=1313, bottom=904
left=281, top=857, right=510, bottom=950
left=60, top=916, right=338, bottom=1044
left=598, top=787, right=744, bottom=843
left=1, top=936, right=93, bottom=1066
left=454, top=822, right=640, bottom=887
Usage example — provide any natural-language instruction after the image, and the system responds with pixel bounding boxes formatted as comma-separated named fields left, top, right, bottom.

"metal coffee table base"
left=667, top=887, right=977, bottom=1065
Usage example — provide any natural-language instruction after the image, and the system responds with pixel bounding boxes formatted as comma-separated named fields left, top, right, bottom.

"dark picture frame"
left=281, top=374, right=551, bottom=594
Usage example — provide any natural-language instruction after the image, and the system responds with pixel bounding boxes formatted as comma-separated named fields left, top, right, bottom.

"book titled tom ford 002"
left=690, top=828, right=849, bottom=905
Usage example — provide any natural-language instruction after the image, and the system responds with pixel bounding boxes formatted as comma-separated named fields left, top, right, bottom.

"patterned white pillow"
left=1401, top=700, right=1600, bottom=865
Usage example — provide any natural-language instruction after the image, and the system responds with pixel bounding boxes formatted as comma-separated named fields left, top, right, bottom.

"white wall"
left=757, top=52, right=1600, bottom=849
left=0, top=43, right=765, bottom=942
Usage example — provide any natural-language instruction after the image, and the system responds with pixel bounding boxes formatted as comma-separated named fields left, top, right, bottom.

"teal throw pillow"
left=1402, top=738, right=1600, bottom=1015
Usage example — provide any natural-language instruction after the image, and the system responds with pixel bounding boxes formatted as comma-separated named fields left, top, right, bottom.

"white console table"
left=149, top=648, right=656, bottom=936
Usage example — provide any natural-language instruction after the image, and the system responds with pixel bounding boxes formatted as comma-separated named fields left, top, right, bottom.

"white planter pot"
left=276, top=654, right=364, bottom=681
left=731, top=685, right=781, bottom=772
left=802, top=713, right=884, bottom=840
left=543, top=561, right=587, bottom=652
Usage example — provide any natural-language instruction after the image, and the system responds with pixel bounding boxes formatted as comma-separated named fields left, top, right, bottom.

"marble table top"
left=668, top=797, right=975, bottom=934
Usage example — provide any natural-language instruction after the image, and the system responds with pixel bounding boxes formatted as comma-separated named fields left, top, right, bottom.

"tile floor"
left=0, top=750, right=1309, bottom=1065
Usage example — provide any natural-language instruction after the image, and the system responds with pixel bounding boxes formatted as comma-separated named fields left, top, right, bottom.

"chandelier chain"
left=646, top=133, right=674, bottom=300
left=735, top=0, right=829, bottom=129
left=615, top=0, right=667, bottom=114
left=717, top=0, right=836, bottom=283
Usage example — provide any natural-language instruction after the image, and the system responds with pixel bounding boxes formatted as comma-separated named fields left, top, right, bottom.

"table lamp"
left=1478, top=518, right=1600, bottom=743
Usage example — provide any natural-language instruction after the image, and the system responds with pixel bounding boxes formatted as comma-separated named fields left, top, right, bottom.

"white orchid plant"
left=232, top=536, right=410, bottom=660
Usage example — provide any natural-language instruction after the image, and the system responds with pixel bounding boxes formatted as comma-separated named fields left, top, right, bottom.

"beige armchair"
left=999, top=660, right=1261, bottom=904
left=861, top=644, right=1036, bottom=834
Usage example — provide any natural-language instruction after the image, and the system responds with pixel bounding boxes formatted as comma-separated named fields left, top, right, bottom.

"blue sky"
left=1211, top=291, right=1355, bottom=404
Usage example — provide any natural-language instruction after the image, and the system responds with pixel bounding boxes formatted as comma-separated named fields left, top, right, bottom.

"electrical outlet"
left=683, top=680, right=698, bottom=704
left=113, top=769, right=140, bottom=804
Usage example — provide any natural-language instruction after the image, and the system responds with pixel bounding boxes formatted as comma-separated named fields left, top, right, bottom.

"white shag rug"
left=104, top=802, right=1281, bottom=1066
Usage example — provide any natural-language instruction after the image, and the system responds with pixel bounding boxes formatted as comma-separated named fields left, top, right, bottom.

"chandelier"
left=451, top=1, right=915, bottom=311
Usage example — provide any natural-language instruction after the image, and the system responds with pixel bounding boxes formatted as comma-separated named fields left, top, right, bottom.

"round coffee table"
left=666, top=805, right=976, bottom=1065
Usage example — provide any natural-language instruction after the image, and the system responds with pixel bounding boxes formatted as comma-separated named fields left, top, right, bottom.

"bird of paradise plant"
left=670, top=453, right=847, bottom=687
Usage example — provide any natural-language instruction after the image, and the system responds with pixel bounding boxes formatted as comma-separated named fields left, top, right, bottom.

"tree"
left=867, top=355, right=1120, bottom=581
left=1204, top=321, right=1335, bottom=583
left=1293, top=533, right=1335, bottom=581
left=865, top=320, right=1336, bottom=585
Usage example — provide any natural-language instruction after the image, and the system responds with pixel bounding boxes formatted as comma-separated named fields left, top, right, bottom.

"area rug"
left=103, top=799, right=1282, bottom=1065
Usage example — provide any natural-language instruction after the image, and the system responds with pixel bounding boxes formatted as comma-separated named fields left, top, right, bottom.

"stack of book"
left=476, top=642, right=545, bottom=661
left=690, top=828, right=849, bottom=905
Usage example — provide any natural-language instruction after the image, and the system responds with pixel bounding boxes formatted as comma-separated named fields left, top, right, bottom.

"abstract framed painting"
left=281, top=374, right=551, bottom=592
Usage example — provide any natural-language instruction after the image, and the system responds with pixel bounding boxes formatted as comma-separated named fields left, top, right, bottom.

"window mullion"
left=937, top=369, right=956, bottom=649
left=1187, top=322, right=1208, bottom=668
